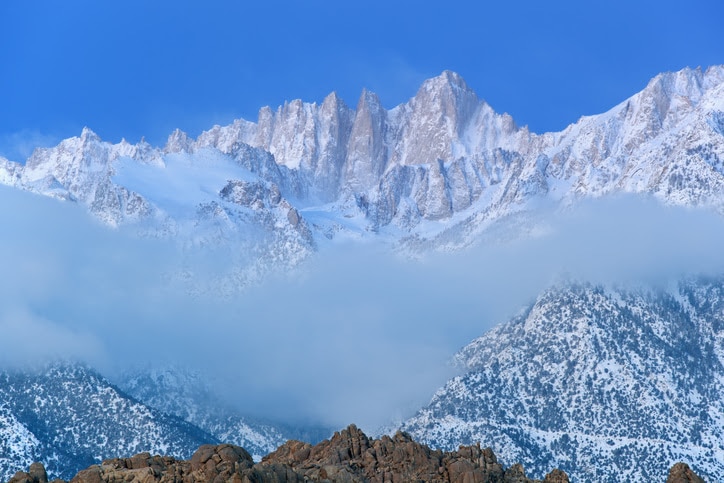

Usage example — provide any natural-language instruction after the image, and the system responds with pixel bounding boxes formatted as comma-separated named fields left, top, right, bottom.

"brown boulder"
left=542, top=469, right=569, bottom=483
left=7, top=462, right=48, bottom=483
left=666, top=462, right=705, bottom=483
left=9, top=427, right=572, bottom=483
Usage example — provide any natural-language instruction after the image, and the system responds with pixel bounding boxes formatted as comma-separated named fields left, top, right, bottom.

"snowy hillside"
left=0, top=364, right=216, bottom=481
left=400, top=279, right=724, bottom=482
left=116, top=367, right=313, bottom=461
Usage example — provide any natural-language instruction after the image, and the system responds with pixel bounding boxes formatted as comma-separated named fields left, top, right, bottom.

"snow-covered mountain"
left=0, top=364, right=216, bottom=481
left=115, top=367, right=331, bottom=462
left=2, top=66, right=723, bottom=260
left=400, top=278, right=724, bottom=482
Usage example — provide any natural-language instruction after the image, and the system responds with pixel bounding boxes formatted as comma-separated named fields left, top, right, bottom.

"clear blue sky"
left=1, top=0, right=723, bottom=161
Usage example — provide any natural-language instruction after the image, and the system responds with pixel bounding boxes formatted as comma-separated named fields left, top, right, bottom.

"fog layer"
left=2, top=187, right=724, bottom=430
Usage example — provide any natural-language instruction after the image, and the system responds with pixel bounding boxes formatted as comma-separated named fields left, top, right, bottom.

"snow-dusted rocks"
left=344, top=88, right=388, bottom=193
left=0, top=128, right=317, bottom=289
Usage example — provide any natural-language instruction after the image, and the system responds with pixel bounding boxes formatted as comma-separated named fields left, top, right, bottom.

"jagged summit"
left=164, top=128, right=192, bottom=153
left=646, top=65, right=724, bottom=99
left=418, top=70, right=476, bottom=97
left=79, top=126, right=100, bottom=142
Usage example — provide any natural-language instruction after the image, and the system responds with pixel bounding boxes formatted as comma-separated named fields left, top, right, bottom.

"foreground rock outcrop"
left=666, top=462, right=706, bottom=483
left=8, top=425, right=566, bottom=483
left=6, top=425, right=706, bottom=483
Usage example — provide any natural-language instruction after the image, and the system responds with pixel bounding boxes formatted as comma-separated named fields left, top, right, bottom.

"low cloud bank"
left=2, top=188, right=724, bottom=430
left=0, top=130, right=60, bottom=164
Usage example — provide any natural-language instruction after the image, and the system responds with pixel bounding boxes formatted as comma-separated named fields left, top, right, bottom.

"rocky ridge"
left=8, top=425, right=572, bottom=483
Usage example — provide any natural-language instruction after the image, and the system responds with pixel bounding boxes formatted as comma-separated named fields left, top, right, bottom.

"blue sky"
left=1, top=0, right=723, bottom=161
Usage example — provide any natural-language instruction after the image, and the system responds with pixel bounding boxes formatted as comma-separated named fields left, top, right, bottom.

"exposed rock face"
left=254, top=424, right=564, bottom=483
left=666, top=462, right=706, bottom=483
left=69, top=445, right=254, bottom=483
left=6, top=463, right=49, bottom=483
left=15, top=426, right=570, bottom=483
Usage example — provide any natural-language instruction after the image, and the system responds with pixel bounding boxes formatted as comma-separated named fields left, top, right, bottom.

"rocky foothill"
left=4, top=425, right=705, bottom=483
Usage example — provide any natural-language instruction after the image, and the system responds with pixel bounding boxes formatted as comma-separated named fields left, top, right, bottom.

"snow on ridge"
left=112, top=149, right=257, bottom=217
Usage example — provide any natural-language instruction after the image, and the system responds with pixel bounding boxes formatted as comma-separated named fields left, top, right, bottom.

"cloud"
left=2, top=187, right=724, bottom=432
left=504, top=195, right=724, bottom=286
left=345, top=54, right=434, bottom=108
left=0, top=309, right=106, bottom=370
left=0, top=130, right=60, bottom=163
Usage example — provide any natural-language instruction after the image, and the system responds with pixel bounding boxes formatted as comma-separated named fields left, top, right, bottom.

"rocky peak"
left=703, top=64, right=724, bottom=88
left=164, top=129, right=192, bottom=153
left=356, top=87, right=381, bottom=112
left=344, top=88, right=388, bottom=192
left=619, top=67, right=718, bottom=141
left=257, top=424, right=569, bottom=482
left=194, top=119, right=256, bottom=154
left=255, top=105, right=275, bottom=147
left=419, top=70, right=474, bottom=97
left=79, top=127, right=101, bottom=144
left=393, top=71, right=481, bottom=166
left=320, top=91, right=347, bottom=113
left=412, top=70, right=479, bottom=125
left=643, top=66, right=724, bottom=105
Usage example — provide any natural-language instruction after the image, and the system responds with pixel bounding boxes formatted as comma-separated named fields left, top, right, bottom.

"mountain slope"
left=0, top=364, right=217, bottom=481
left=400, top=278, right=724, bottom=482
left=115, top=367, right=293, bottom=461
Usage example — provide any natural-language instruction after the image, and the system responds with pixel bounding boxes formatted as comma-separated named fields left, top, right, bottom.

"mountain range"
left=2, top=66, right=723, bottom=258
left=1, top=66, right=724, bottom=481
